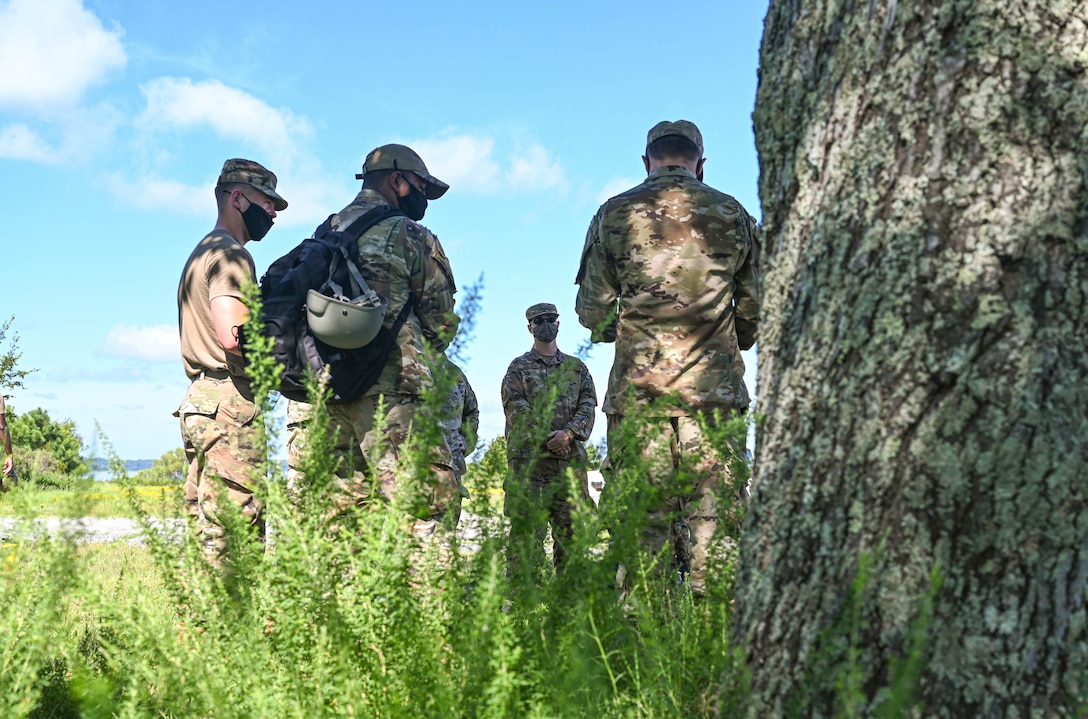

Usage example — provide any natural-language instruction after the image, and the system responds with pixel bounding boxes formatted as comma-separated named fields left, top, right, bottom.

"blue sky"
left=1, top=0, right=767, bottom=461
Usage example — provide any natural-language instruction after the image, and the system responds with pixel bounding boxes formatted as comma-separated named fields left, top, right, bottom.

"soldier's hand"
left=590, top=306, right=618, bottom=343
left=546, top=429, right=572, bottom=454
left=589, top=326, right=616, bottom=343
left=3, top=453, right=17, bottom=491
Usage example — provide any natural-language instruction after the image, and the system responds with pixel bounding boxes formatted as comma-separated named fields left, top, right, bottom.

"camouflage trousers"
left=174, top=377, right=265, bottom=559
left=504, top=454, right=590, bottom=574
left=287, top=394, right=460, bottom=545
left=605, top=413, right=742, bottom=597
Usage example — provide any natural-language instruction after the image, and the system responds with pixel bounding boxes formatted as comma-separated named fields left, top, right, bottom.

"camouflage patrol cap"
left=356, top=143, right=450, bottom=200
left=525, top=303, right=559, bottom=321
left=217, top=158, right=288, bottom=211
left=646, top=120, right=704, bottom=156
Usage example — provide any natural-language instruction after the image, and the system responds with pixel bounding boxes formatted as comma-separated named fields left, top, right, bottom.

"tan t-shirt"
left=177, top=230, right=256, bottom=380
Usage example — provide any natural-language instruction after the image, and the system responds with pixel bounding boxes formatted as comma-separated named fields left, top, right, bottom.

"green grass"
left=0, top=482, right=183, bottom=518
left=0, top=428, right=748, bottom=718
left=0, top=289, right=758, bottom=717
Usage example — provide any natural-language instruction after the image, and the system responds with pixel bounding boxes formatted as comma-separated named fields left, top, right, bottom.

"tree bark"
left=733, top=1, right=1088, bottom=716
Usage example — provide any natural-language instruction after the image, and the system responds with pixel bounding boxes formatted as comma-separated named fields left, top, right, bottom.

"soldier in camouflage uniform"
left=574, top=120, right=760, bottom=596
left=175, top=158, right=288, bottom=559
left=0, top=393, right=15, bottom=490
left=438, top=355, right=479, bottom=496
left=501, top=303, right=597, bottom=573
left=287, top=144, right=461, bottom=543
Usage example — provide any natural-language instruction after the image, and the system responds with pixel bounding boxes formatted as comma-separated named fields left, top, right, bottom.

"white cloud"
left=262, top=174, right=353, bottom=229
left=137, top=77, right=312, bottom=165
left=102, top=324, right=178, bottom=362
left=114, top=77, right=329, bottom=223
left=104, top=168, right=344, bottom=231
left=43, top=366, right=156, bottom=383
left=0, top=123, right=57, bottom=162
left=405, top=133, right=569, bottom=196
left=104, top=174, right=209, bottom=215
left=507, top=144, right=566, bottom=192
left=108, top=121, right=567, bottom=221
left=0, top=0, right=126, bottom=112
left=408, top=135, right=502, bottom=194
left=596, top=176, right=642, bottom=204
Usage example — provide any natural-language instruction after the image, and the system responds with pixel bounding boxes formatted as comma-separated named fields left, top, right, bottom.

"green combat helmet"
left=306, top=286, right=388, bottom=350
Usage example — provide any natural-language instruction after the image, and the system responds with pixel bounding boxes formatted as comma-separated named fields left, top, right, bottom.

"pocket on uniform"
left=177, top=384, right=223, bottom=453
left=218, top=391, right=259, bottom=427
left=174, top=383, right=221, bottom=419
left=429, top=239, right=457, bottom=292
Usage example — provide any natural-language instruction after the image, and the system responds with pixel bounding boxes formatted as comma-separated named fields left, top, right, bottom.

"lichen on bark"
left=734, top=0, right=1088, bottom=716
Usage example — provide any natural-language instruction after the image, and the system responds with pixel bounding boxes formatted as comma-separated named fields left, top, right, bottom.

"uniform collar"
left=528, top=346, right=564, bottom=365
left=647, top=165, right=697, bottom=180
left=353, top=187, right=391, bottom=205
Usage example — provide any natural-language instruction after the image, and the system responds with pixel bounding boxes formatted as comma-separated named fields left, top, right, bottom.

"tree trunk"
left=733, top=1, right=1088, bottom=716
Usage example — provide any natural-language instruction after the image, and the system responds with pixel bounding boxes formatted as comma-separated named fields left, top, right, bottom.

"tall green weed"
left=0, top=287, right=754, bottom=718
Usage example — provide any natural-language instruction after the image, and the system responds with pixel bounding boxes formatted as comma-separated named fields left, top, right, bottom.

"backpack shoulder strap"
left=319, top=205, right=406, bottom=300
left=339, top=205, right=406, bottom=245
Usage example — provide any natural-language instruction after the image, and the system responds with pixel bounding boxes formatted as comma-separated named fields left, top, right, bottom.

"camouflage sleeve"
left=500, top=363, right=531, bottom=423
left=501, top=362, right=537, bottom=456
left=408, top=225, right=460, bottom=352
left=460, top=375, right=480, bottom=455
left=564, top=361, right=597, bottom=441
left=733, top=211, right=761, bottom=351
left=574, top=208, right=619, bottom=343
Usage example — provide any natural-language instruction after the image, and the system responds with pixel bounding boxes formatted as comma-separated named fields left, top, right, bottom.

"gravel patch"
left=0, top=513, right=501, bottom=548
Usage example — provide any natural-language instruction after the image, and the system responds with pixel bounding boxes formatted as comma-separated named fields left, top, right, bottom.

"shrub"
left=13, top=448, right=84, bottom=491
left=129, top=448, right=185, bottom=486
left=0, top=286, right=755, bottom=718
left=463, top=434, right=507, bottom=497
left=8, top=406, right=88, bottom=477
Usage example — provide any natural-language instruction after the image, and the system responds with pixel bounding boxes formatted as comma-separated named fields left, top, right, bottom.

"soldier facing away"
left=174, top=158, right=288, bottom=559
left=501, top=303, right=597, bottom=575
left=574, top=120, right=760, bottom=596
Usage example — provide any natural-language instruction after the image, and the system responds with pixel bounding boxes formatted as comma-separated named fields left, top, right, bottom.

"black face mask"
left=398, top=182, right=428, bottom=221
left=532, top=321, right=558, bottom=342
left=240, top=199, right=274, bottom=242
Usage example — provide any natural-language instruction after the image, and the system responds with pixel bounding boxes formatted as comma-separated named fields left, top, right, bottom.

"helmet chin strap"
left=323, top=243, right=382, bottom=308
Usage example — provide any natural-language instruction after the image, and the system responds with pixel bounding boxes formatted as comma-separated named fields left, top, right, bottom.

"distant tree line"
left=6, top=405, right=88, bottom=487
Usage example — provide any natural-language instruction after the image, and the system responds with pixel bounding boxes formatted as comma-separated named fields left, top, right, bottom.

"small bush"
left=128, top=448, right=185, bottom=486
left=12, top=448, right=85, bottom=490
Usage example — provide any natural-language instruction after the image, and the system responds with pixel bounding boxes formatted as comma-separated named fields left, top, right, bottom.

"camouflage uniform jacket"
left=575, top=166, right=760, bottom=416
left=438, top=361, right=479, bottom=476
left=501, top=347, right=597, bottom=461
left=331, top=189, right=459, bottom=398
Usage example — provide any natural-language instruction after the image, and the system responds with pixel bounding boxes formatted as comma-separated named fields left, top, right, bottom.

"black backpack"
left=257, top=205, right=415, bottom=403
